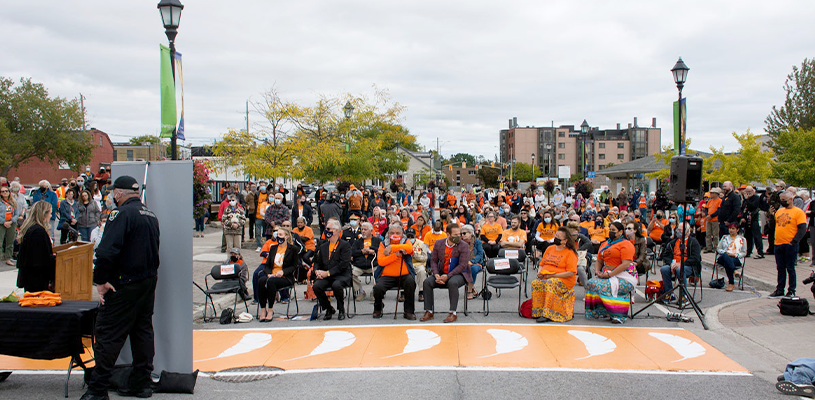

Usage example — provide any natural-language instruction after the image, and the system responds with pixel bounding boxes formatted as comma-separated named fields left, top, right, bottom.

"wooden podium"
left=52, top=242, right=94, bottom=301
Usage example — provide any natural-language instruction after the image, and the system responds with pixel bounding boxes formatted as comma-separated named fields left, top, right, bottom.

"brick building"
left=444, top=165, right=480, bottom=189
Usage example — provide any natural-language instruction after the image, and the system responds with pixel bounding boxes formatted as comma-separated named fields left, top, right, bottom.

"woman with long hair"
left=625, top=220, right=650, bottom=276
left=0, top=186, right=21, bottom=265
left=534, top=210, right=560, bottom=256
left=77, top=189, right=101, bottom=242
left=584, top=221, right=637, bottom=324
left=531, top=226, right=578, bottom=322
left=16, top=201, right=55, bottom=291
left=258, top=226, right=299, bottom=322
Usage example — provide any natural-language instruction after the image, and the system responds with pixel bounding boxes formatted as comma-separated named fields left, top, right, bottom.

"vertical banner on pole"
left=673, top=98, right=687, bottom=155
left=673, top=100, right=680, bottom=155
left=159, top=45, right=176, bottom=139
left=174, top=51, right=185, bottom=141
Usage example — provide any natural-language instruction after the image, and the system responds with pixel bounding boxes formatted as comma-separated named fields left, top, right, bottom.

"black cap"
left=405, top=228, right=416, bottom=238
left=112, top=175, right=140, bottom=191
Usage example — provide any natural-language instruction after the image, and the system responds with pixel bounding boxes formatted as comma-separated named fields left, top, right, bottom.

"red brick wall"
left=8, top=129, right=114, bottom=186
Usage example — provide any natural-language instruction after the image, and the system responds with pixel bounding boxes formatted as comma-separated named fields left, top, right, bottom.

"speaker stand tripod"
left=632, top=221, right=708, bottom=330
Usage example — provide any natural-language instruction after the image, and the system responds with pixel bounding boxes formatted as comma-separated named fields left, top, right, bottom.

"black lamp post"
left=531, top=152, right=536, bottom=180
left=580, top=119, right=589, bottom=180
left=158, top=0, right=184, bottom=160
left=343, top=101, right=354, bottom=152
left=671, top=57, right=689, bottom=155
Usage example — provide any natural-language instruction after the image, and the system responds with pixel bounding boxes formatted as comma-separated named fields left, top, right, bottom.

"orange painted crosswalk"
left=0, top=324, right=749, bottom=375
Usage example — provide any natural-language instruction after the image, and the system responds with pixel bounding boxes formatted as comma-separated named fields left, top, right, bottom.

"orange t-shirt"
left=481, top=222, right=503, bottom=242
left=411, top=224, right=431, bottom=241
left=457, top=215, right=468, bottom=225
left=672, top=238, right=689, bottom=263
left=272, top=245, right=287, bottom=275
left=706, top=198, right=722, bottom=222
left=424, top=231, right=447, bottom=247
left=649, top=218, right=668, bottom=241
left=597, top=239, right=635, bottom=270
left=536, top=222, right=558, bottom=241
left=775, top=207, right=807, bottom=245
left=502, top=228, right=527, bottom=246
left=400, top=217, right=411, bottom=230
left=3, top=201, right=12, bottom=222
left=377, top=243, right=413, bottom=277
left=294, top=226, right=315, bottom=251
left=588, top=226, right=608, bottom=242
left=328, top=241, right=338, bottom=257
left=538, top=246, right=578, bottom=289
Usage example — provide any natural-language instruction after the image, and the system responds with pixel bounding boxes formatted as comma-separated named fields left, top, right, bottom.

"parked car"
left=23, top=186, right=37, bottom=207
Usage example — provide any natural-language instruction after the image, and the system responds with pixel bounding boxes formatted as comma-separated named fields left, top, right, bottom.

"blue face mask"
left=544, top=217, right=552, bottom=224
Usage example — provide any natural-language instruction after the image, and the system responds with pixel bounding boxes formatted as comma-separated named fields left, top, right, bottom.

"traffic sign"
left=558, top=166, right=571, bottom=179
left=587, top=172, right=596, bottom=178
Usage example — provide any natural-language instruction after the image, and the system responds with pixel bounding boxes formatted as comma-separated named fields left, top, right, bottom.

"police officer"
left=81, top=175, right=160, bottom=400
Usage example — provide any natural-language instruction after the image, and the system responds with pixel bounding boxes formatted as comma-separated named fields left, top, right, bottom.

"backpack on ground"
left=219, top=307, right=235, bottom=324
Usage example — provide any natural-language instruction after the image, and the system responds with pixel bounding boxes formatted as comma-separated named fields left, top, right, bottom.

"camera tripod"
left=632, top=220, right=708, bottom=330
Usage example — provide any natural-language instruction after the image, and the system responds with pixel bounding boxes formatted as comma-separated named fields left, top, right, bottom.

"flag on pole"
left=673, top=98, right=687, bottom=155
left=174, top=51, right=185, bottom=141
left=159, top=44, right=176, bottom=138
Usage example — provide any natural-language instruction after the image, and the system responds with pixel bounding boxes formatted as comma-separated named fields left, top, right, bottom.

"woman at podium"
left=16, top=201, right=56, bottom=292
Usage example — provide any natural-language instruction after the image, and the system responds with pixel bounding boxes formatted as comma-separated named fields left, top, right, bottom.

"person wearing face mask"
left=588, top=216, right=609, bottom=254
left=318, top=193, right=343, bottom=233
left=31, top=180, right=59, bottom=240
left=90, top=213, right=108, bottom=251
left=254, top=185, right=270, bottom=251
left=341, top=214, right=363, bottom=248
left=717, top=181, right=742, bottom=239
left=372, top=224, right=416, bottom=319
left=460, top=224, right=485, bottom=300
left=769, top=191, right=808, bottom=298
left=265, top=193, right=291, bottom=238
left=658, top=223, right=702, bottom=306
left=585, top=221, right=637, bottom=324
left=647, top=210, right=670, bottom=246
left=411, top=215, right=431, bottom=241
left=58, top=189, right=80, bottom=244
left=532, top=227, right=578, bottom=323
left=480, top=212, right=503, bottom=258
left=716, top=223, right=747, bottom=292
left=257, top=227, right=299, bottom=322
left=222, top=195, right=246, bottom=252
left=424, top=220, right=448, bottom=248
left=405, top=227, right=430, bottom=302
left=351, top=222, right=381, bottom=302
left=663, top=212, right=679, bottom=243
left=625, top=221, right=650, bottom=276
left=346, top=184, right=364, bottom=218
left=56, top=178, right=69, bottom=200
left=312, top=219, right=352, bottom=320
left=421, top=223, right=469, bottom=323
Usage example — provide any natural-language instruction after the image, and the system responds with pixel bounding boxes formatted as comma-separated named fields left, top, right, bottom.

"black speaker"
left=668, top=155, right=703, bottom=203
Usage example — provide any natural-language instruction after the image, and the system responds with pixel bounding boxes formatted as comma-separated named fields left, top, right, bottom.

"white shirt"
left=534, top=193, right=546, bottom=209
left=553, top=193, right=564, bottom=207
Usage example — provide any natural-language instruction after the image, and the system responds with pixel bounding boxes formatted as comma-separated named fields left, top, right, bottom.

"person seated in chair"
left=659, top=222, right=702, bottom=306
left=257, top=227, right=299, bottom=322
left=312, top=219, right=352, bottom=320
left=373, top=224, right=416, bottom=319
left=421, top=223, right=470, bottom=323
left=716, top=223, right=747, bottom=292
left=226, top=248, right=250, bottom=301
left=352, top=222, right=381, bottom=302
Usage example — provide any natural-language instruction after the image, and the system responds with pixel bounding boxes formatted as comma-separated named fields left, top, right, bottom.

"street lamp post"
left=671, top=57, right=689, bottom=155
left=157, top=0, right=184, bottom=160
left=580, top=119, right=589, bottom=180
left=531, top=152, right=535, bottom=181
left=343, top=100, right=354, bottom=152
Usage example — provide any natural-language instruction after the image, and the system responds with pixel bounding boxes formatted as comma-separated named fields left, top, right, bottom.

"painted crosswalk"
left=0, top=324, right=749, bottom=375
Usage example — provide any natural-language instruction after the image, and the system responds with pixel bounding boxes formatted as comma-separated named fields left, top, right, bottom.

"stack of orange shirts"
left=18, top=291, right=62, bottom=307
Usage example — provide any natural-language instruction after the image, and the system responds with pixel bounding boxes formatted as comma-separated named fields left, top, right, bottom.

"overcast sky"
left=2, top=1, right=813, bottom=159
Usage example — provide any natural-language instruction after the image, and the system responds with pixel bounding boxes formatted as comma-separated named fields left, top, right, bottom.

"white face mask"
left=274, top=199, right=282, bottom=205
left=349, top=220, right=358, bottom=227
left=229, top=200, right=237, bottom=206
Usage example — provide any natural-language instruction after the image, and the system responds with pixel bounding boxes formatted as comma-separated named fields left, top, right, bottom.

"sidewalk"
left=700, top=240, right=814, bottom=293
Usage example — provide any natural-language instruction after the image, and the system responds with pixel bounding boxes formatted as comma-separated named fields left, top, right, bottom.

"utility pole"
left=246, top=100, right=249, bottom=134
left=79, top=93, right=86, bottom=132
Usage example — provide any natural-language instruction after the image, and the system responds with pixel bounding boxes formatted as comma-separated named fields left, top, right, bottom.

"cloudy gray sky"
left=2, top=1, right=813, bottom=159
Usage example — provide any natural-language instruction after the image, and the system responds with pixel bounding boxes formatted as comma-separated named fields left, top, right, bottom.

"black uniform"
left=86, top=196, right=160, bottom=397
left=718, top=190, right=742, bottom=238
left=741, top=194, right=763, bottom=257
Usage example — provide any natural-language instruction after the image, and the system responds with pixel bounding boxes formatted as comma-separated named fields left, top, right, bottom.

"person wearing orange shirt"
left=257, top=227, right=299, bottom=321
left=704, top=188, right=723, bottom=252
left=769, top=191, right=808, bottom=298
left=480, top=212, right=503, bottom=258
left=454, top=204, right=471, bottom=226
left=647, top=210, right=669, bottom=246
left=411, top=215, right=431, bottom=242
left=398, top=208, right=414, bottom=231
left=659, top=223, right=702, bottom=306
left=500, top=216, right=527, bottom=250
left=373, top=224, right=416, bottom=319
left=423, top=220, right=447, bottom=248
left=255, top=186, right=270, bottom=251
left=587, top=215, right=609, bottom=253
left=532, top=227, right=578, bottom=323
left=535, top=211, right=560, bottom=256
left=585, top=221, right=638, bottom=324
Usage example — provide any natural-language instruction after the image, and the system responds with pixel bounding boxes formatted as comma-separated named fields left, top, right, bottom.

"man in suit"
left=421, top=222, right=470, bottom=323
left=352, top=222, right=381, bottom=301
left=312, top=219, right=352, bottom=320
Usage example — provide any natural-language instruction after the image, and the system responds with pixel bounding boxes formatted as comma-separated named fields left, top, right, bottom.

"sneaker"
left=610, top=317, right=624, bottom=324
left=776, top=381, right=815, bottom=397
left=786, top=289, right=796, bottom=297
left=369, top=292, right=375, bottom=301
left=355, top=290, right=365, bottom=302
left=769, top=289, right=785, bottom=298
left=256, top=247, right=261, bottom=252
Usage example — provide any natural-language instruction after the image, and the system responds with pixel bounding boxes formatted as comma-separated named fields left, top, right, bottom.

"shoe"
left=337, top=310, right=346, bottom=321
left=372, top=310, right=383, bottom=319
left=536, top=316, right=550, bottom=323
left=118, top=387, right=152, bottom=398
left=79, top=393, right=110, bottom=400
left=769, top=289, right=785, bottom=298
left=443, top=313, right=457, bottom=323
left=369, top=292, right=375, bottom=301
left=418, top=292, right=424, bottom=302
left=256, top=247, right=261, bottom=252
left=355, top=290, right=365, bottom=302
left=725, top=284, right=734, bottom=292
left=250, top=300, right=258, bottom=305
left=398, top=293, right=405, bottom=302
left=403, top=312, right=417, bottom=320
left=786, top=289, right=796, bottom=297
left=776, top=381, right=815, bottom=397
left=420, top=311, right=434, bottom=321
left=279, top=298, right=289, bottom=304
left=323, top=307, right=335, bottom=320
left=753, top=254, right=764, bottom=259
left=610, top=317, right=624, bottom=324
left=766, top=251, right=774, bottom=255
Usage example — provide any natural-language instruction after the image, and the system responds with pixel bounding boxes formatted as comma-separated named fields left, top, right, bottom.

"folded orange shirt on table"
left=18, top=291, right=62, bottom=307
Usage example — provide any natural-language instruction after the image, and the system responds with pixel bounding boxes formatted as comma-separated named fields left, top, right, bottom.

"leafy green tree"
left=772, top=127, right=815, bottom=188
left=129, top=135, right=161, bottom=145
left=0, top=77, right=90, bottom=176
left=512, top=162, right=534, bottom=182
left=765, top=58, right=815, bottom=152
left=705, top=130, right=774, bottom=185
left=477, top=164, right=499, bottom=187
left=448, top=153, right=476, bottom=167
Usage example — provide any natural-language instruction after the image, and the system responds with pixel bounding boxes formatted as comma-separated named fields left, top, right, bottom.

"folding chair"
left=482, top=257, right=522, bottom=316
left=711, top=255, right=746, bottom=291
left=498, top=248, right=528, bottom=297
left=255, top=283, right=299, bottom=319
left=196, top=264, right=250, bottom=322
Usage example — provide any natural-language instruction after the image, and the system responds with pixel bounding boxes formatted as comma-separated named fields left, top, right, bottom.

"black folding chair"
left=482, top=258, right=522, bottom=316
left=498, top=248, right=528, bottom=297
left=711, top=255, right=746, bottom=291
left=255, top=282, right=299, bottom=319
left=196, top=264, right=250, bottom=322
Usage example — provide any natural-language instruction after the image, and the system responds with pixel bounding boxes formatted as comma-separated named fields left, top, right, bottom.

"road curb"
left=701, top=295, right=762, bottom=332
left=193, top=291, right=253, bottom=322
left=701, top=260, right=774, bottom=292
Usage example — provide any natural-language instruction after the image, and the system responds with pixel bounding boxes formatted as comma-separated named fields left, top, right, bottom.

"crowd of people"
left=202, top=179, right=806, bottom=325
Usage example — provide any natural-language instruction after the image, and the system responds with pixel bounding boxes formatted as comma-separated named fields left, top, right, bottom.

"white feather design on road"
left=648, top=332, right=706, bottom=362
left=381, top=329, right=441, bottom=358
left=195, top=332, right=272, bottom=362
left=478, top=329, right=528, bottom=358
left=286, top=331, right=356, bottom=361
left=568, top=330, right=617, bottom=360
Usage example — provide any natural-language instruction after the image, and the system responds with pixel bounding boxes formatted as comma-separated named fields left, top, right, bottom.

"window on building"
left=599, top=165, right=605, bottom=170
left=617, top=142, right=625, bottom=149
left=126, top=149, right=134, bottom=161
left=468, top=170, right=476, bottom=175
left=456, top=170, right=460, bottom=175
left=558, top=132, right=565, bottom=137
left=599, top=143, right=605, bottom=149
left=99, top=136, right=103, bottom=147
left=617, top=153, right=625, bottom=160
left=558, top=154, right=565, bottom=160
left=112, top=150, right=118, bottom=160
left=599, top=153, right=606, bottom=160
left=558, top=143, right=565, bottom=149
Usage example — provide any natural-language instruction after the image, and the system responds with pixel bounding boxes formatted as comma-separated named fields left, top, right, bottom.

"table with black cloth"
left=0, top=300, right=98, bottom=397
